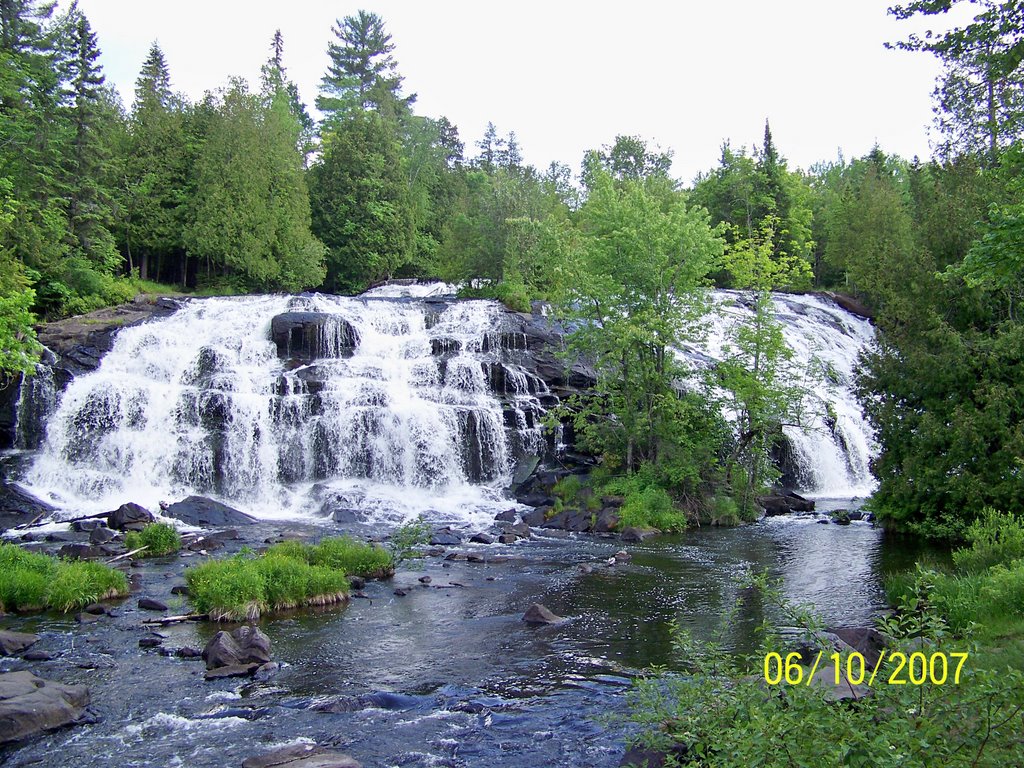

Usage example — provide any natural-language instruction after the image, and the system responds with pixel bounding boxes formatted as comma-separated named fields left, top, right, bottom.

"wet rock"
left=466, top=554, right=485, bottom=563
left=521, top=507, right=547, bottom=526
left=418, top=575, right=432, bottom=584
left=0, top=631, right=39, bottom=657
left=757, top=490, right=815, bottom=516
left=164, top=496, right=257, bottom=527
left=347, top=576, right=366, bottom=591
left=242, top=743, right=362, bottom=768
left=522, top=603, right=565, bottom=625
left=89, top=526, right=117, bottom=544
left=71, top=519, right=104, bottom=533
left=202, top=625, right=272, bottom=671
left=494, top=509, right=518, bottom=523
left=831, top=511, right=852, bottom=525
left=541, top=509, right=592, bottom=532
left=75, top=612, right=102, bottom=625
left=138, top=635, right=163, bottom=649
left=828, top=626, right=887, bottom=667
left=0, top=483, right=57, bottom=531
left=620, top=743, right=689, bottom=767
left=58, top=543, right=112, bottom=560
left=270, top=312, right=359, bottom=360
left=613, top=550, right=631, bottom=561
left=83, top=603, right=109, bottom=615
left=107, top=502, right=154, bottom=532
left=470, top=532, right=495, bottom=545
left=429, top=527, right=461, bottom=546
left=498, top=534, right=518, bottom=544
left=621, top=527, right=659, bottom=542
left=138, top=598, right=168, bottom=612
left=517, top=492, right=555, bottom=508
left=0, top=671, right=90, bottom=744
left=253, top=662, right=280, bottom=682
left=170, top=584, right=190, bottom=596
left=393, top=589, right=408, bottom=597
left=175, top=647, right=203, bottom=659
left=22, top=651, right=53, bottom=662
left=205, top=664, right=259, bottom=680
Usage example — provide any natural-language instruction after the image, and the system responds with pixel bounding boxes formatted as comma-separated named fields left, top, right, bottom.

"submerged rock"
left=242, top=743, right=362, bottom=768
left=621, top=527, right=659, bottom=542
left=0, top=671, right=90, bottom=744
left=522, top=603, right=565, bottom=625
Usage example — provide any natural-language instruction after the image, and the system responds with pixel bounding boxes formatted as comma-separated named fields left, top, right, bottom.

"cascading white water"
left=23, top=293, right=547, bottom=526
left=698, top=291, right=877, bottom=497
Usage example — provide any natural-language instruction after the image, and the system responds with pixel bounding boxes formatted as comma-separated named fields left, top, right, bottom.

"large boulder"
left=271, top=312, right=358, bottom=361
left=757, top=490, right=815, bottom=516
left=202, top=625, right=272, bottom=671
left=0, top=631, right=39, bottom=657
left=107, top=502, right=154, bottom=531
left=0, top=671, right=90, bottom=744
left=0, top=483, right=57, bottom=532
left=164, top=496, right=257, bottom=527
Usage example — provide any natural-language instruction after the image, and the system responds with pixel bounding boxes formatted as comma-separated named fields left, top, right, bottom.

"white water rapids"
left=18, top=286, right=876, bottom=525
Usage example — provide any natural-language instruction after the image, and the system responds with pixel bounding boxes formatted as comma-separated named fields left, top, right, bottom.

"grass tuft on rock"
left=266, top=536, right=394, bottom=579
left=0, top=543, right=129, bottom=613
left=125, top=523, right=182, bottom=557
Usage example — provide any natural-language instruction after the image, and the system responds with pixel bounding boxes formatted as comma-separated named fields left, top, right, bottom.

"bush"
left=0, top=543, right=128, bottom=613
left=707, top=495, right=743, bottom=526
left=952, top=508, right=1024, bottom=573
left=186, top=536, right=388, bottom=621
left=387, top=517, right=432, bottom=564
left=125, top=523, right=182, bottom=557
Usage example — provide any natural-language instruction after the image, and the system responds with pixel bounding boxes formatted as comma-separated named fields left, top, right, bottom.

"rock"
left=107, top=502, right=154, bottom=531
left=0, top=483, right=57, bottom=531
left=620, top=743, right=689, bottom=767
left=621, top=527, right=659, bottom=542
left=757, top=490, right=815, bottom=516
left=469, top=532, right=495, bottom=545
left=517, top=492, right=555, bottom=508
left=138, top=635, right=163, bottom=649
left=89, top=526, right=117, bottom=544
left=521, top=507, right=547, bottom=526
left=0, top=631, right=39, bottom=657
left=601, top=495, right=625, bottom=509
left=22, top=651, right=53, bottom=662
left=254, top=662, right=280, bottom=682
left=522, top=603, right=565, bottom=625
left=806, top=664, right=871, bottom=702
left=83, top=603, right=109, bottom=615
left=204, top=664, right=259, bottom=680
left=0, top=671, right=90, bottom=743
left=202, top=625, right=272, bottom=671
left=138, top=598, right=168, bottom=612
left=75, top=612, right=101, bottom=624
left=823, top=291, right=874, bottom=319
left=498, top=534, right=518, bottom=544
left=594, top=509, right=620, bottom=533
left=242, top=743, right=362, bottom=768
left=57, top=543, right=111, bottom=560
left=174, top=646, right=202, bottom=659
left=164, top=496, right=257, bottom=527
left=0, top=672, right=90, bottom=744
left=393, top=589, right=408, bottom=597
left=418, top=575, right=432, bottom=584
left=831, top=511, right=852, bottom=525
left=494, top=509, right=518, bottom=523
left=429, top=527, right=461, bottom=546
left=613, top=550, right=631, bottom=561
left=70, top=519, right=104, bottom=533
left=270, top=312, right=359, bottom=360
left=170, top=584, right=189, bottom=596
left=542, top=509, right=591, bottom=531
left=347, top=575, right=366, bottom=591
left=828, top=626, right=888, bottom=667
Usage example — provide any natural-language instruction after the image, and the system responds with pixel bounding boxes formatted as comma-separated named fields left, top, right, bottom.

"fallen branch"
left=106, top=546, right=147, bottom=563
left=14, top=511, right=107, bottom=531
left=142, top=613, right=209, bottom=626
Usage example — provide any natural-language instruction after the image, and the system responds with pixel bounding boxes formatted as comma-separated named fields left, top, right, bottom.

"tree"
left=317, top=10, right=413, bottom=120
left=186, top=79, right=325, bottom=291
left=582, top=134, right=673, bottom=187
left=889, top=0, right=1024, bottom=162
left=309, top=109, right=413, bottom=291
left=0, top=177, right=42, bottom=381
left=559, top=169, right=724, bottom=481
left=260, top=29, right=314, bottom=162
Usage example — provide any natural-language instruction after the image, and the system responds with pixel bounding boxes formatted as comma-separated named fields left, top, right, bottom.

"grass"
left=125, top=523, right=182, bottom=557
left=0, top=543, right=129, bottom=613
left=186, top=536, right=392, bottom=622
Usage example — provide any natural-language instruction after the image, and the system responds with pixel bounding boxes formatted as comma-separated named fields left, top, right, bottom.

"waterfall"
left=17, top=287, right=875, bottom=525
left=698, top=291, right=877, bottom=497
left=22, top=293, right=547, bottom=526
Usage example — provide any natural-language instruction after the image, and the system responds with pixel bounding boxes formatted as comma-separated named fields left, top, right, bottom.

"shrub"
left=387, top=517, right=432, bottom=564
left=265, top=536, right=394, bottom=579
left=0, top=543, right=128, bottom=613
left=952, top=508, right=1024, bottom=573
left=125, top=523, right=182, bottom=557
left=618, top=485, right=688, bottom=532
left=707, top=495, right=742, bottom=526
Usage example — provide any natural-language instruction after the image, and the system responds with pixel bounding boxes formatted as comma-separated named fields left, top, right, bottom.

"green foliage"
left=603, top=466, right=689, bottom=532
left=628, top=571, right=1024, bottom=767
left=0, top=543, right=128, bottom=613
left=185, top=543, right=358, bottom=622
left=387, top=516, right=432, bottom=564
left=124, top=523, right=181, bottom=557
left=266, top=536, right=394, bottom=579
left=953, top=508, right=1024, bottom=573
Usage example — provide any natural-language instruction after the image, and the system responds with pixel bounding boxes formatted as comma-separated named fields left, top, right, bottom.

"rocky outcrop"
left=164, top=496, right=257, bottom=527
left=757, top=490, right=815, bottom=515
left=107, top=502, right=154, bottom=531
left=0, top=671, right=90, bottom=744
left=270, top=312, right=359, bottom=360
left=0, top=631, right=39, bottom=657
left=0, top=482, right=56, bottom=532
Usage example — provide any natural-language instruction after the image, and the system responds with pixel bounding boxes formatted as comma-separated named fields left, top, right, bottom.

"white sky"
left=72, top=0, right=959, bottom=183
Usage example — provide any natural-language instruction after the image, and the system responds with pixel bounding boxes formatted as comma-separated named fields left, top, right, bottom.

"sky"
left=71, top=0, right=961, bottom=183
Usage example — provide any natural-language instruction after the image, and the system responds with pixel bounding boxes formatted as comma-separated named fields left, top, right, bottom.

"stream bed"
left=0, top=506, right=910, bottom=768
